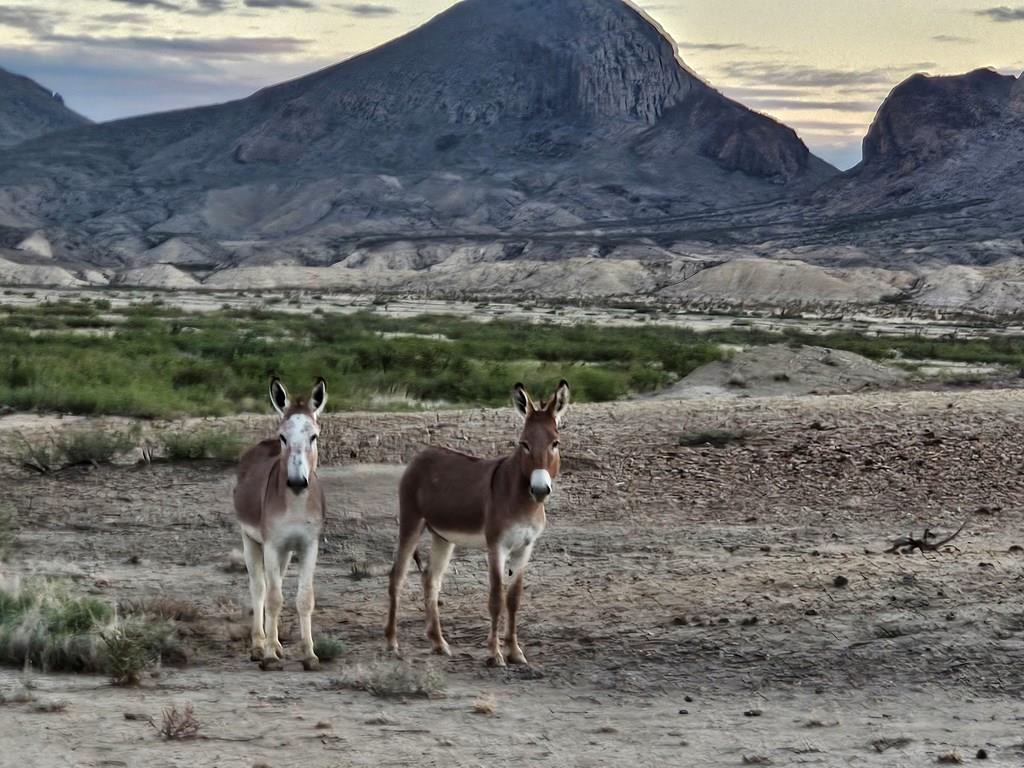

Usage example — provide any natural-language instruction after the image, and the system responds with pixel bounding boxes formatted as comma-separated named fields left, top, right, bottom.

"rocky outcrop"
left=0, top=68, right=90, bottom=148
left=861, top=68, right=1017, bottom=173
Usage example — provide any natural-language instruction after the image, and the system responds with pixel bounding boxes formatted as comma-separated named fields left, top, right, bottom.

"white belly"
left=430, top=527, right=487, bottom=549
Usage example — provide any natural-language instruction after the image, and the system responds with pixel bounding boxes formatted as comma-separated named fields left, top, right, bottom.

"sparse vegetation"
left=159, top=702, right=201, bottom=740
left=14, top=427, right=137, bottom=472
left=678, top=429, right=750, bottom=448
left=313, top=635, right=345, bottom=662
left=329, top=658, right=445, bottom=698
left=0, top=504, right=14, bottom=561
left=0, top=580, right=182, bottom=681
left=471, top=694, right=497, bottom=715
left=4, top=300, right=1024, bottom=417
left=160, top=430, right=242, bottom=461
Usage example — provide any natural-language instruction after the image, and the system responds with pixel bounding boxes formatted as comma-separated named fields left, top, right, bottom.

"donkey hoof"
left=507, top=651, right=528, bottom=666
left=486, top=653, right=506, bottom=668
left=259, top=656, right=283, bottom=671
left=301, top=655, right=320, bottom=672
left=249, top=647, right=264, bottom=662
left=272, top=642, right=285, bottom=660
left=432, top=642, right=452, bottom=657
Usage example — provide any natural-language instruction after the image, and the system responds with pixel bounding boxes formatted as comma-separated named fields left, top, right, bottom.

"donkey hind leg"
left=242, top=533, right=267, bottom=662
left=296, top=539, right=320, bottom=671
left=423, top=533, right=455, bottom=656
left=504, top=543, right=535, bottom=665
left=385, top=517, right=426, bottom=654
left=260, top=544, right=286, bottom=670
left=486, top=546, right=508, bottom=667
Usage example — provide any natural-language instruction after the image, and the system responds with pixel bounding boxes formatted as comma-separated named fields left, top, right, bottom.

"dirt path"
left=4, top=390, right=1024, bottom=765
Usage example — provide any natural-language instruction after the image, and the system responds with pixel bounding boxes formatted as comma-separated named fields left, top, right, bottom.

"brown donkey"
left=234, top=377, right=327, bottom=671
left=386, top=380, right=570, bottom=666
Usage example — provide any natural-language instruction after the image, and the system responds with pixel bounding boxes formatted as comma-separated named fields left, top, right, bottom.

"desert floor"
left=3, top=389, right=1024, bottom=766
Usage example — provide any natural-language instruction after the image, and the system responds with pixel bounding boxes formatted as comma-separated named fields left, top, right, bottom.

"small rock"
left=976, top=748, right=988, bottom=759
left=741, top=616, right=759, bottom=626
left=833, top=575, right=849, bottom=588
left=678, top=709, right=689, bottom=715
left=684, top=695, right=693, bottom=702
left=743, top=709, right=762, bottom=717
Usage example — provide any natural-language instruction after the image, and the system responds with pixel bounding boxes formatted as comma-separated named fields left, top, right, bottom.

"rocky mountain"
left=0, top=67, right=90, bottom=148
left=0, top=0, right=833, bottom=267
left=816, top=68, right=1024, bottom=257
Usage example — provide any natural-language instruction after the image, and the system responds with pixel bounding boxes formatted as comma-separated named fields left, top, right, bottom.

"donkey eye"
left=520, top=441, right=530, bottom=452
left=310, top=435, right=317, bottom=444
left=279, top=435, right=287, bottom=446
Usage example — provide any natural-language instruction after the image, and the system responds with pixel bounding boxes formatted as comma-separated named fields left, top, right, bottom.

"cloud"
left=336, top=3, right=398, bottom=16
left=718, top=61, right=895, bottom=88
left=244, top=0, right=315, bottom=8
left=42, top=33, right=311, bottom=58
left=0, top=7, right=66, bottom=35
left=191, top=0, right=235, bottom=13
left=109, top=0, right=182, bottom=10
left=976, top=6, right=1024, bottom=21
left=744, top=97, right=881, bottom=113
left=678, top=40, right=757, bottom=52
left=91, top=13, right=153, bottom=25
left=931, top=34, right=976, bottom=43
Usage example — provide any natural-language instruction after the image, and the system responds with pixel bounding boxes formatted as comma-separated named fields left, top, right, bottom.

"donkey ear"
left=512, top=382, right=532, bottom=420
left=310, top=377, right=327, bottom=419
left=547, top=379, right=570, bottom=426
left=269, top=377, right=290, bottom=417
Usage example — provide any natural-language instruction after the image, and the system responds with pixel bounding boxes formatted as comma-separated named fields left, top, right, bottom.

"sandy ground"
left=4, top=390, right=1024, bottom=766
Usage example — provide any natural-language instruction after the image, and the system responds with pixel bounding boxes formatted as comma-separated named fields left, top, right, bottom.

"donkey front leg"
left=241, top=533, right=267, bottom=662
left=296, top=539, right=320, bottom=671
left=504, top=544, right=535, bottom=665
left=423, top=533, right=455, bottom=656
left=486, top=546, right=507, bottom=667
left=260, top=545, right=286, bottom=670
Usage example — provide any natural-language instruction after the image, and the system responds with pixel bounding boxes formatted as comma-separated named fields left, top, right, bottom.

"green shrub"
left=314, top=635, right=345, bottom=662
left=55, top=428, right=137, bottom=466
left=160, top=430, right=242, bottom=461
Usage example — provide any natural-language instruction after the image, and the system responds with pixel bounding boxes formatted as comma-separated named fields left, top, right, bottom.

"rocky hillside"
left=0, top=67, right=89, bottom=148
left=0, top=0, right=832, bottom=266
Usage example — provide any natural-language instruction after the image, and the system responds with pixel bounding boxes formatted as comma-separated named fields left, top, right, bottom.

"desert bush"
left=103, top=618, right=178, bottom=686
left=159, top=703, right=200, bottom=739
left=55, top=427, right=136, bottom=466
left=330, top=659, right=444, bottom=698
left=160, top=430, right=242, bottom=461
left=0, top=581, right=182, bottom=682
left=313, top=635, right=345, bottom=662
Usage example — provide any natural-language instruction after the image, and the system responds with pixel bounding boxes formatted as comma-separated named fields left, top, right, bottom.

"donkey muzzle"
left=530, top=469, right=552, bottom=502
left=287, top=476, right=309, bottom=492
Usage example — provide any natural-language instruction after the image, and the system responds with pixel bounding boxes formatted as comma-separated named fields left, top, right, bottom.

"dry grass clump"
left=327, top=658, right=445, bottom=698
left=15, top=427, right=137, bottom=473
left=0, top=579, right=183, bottom=684
left=159, top=702, right=200, bottom=740
left=471, top=694, right=497, bottom=715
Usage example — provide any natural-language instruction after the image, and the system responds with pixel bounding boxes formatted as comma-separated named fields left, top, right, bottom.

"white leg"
left=242, top=533, right=267, bottom=662
left=296, top=539, right=319, bottom=671
left=261, top=544, right=285, bottom=670
left=423, top=534, right=455, bottom=656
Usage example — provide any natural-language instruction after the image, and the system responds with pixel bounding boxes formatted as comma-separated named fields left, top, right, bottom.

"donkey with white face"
left=234, top=377, right=327, bottom=671
left=386, top=380, right=570, bottom=666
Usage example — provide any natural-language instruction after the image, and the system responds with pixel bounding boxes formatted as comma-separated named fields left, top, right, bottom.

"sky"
left=1, top=0, right=1022, bottom=169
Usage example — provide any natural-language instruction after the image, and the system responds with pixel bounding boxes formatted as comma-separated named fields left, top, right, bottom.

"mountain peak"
left=0, top=67, right=91, bottom=148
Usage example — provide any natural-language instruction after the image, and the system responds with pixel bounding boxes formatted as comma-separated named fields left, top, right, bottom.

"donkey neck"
left=495, top=450, right=544, bottom=515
